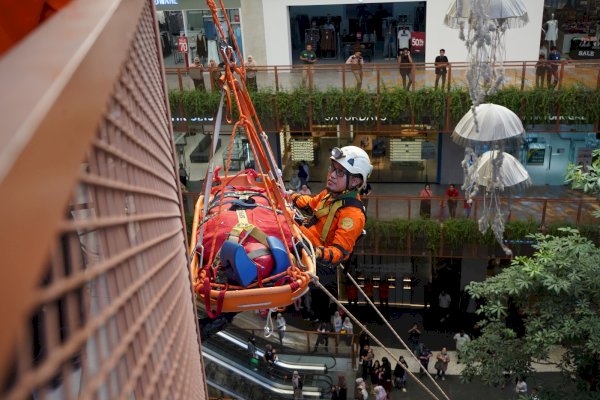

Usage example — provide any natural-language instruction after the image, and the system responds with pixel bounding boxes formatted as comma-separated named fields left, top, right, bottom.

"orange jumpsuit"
left=292, top=189, right=365, bottom=267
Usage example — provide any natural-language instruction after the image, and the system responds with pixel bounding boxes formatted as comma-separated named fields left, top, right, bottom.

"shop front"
left=288, top=2, right=427, bottom=63
left=521, top=127, right=599, bottom=185
left=284, top=123, right=440, bottom=184
left=155, top=0, right=243, bottom=67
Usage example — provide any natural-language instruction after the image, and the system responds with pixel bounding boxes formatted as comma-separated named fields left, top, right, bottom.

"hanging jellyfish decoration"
left=189, top=0, right=316, bottom=321
left=452, top=104, right=530, bottom=256
left=444, top=0, right=531, bottom=256
left=444, top=0, right=529, bottom=106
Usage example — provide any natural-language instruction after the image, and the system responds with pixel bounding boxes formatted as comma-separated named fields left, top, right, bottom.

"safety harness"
left=219, top=208, right=290, bottom=287
left=296, top=191, right=366, bottom=267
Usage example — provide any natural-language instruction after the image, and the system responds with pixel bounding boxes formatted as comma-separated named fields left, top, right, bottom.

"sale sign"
left=411, top=32, right=425, bottom=54
left=177, top=36, right=189, bottom=53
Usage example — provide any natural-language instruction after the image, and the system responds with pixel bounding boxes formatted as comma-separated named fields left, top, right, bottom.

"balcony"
left=183, top=191, right=600, bottom=259
left=166, top=60, right=600, bottom=135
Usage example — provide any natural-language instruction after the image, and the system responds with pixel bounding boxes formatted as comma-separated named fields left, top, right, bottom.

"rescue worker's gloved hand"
left=315, top=247, right=323, bottom=260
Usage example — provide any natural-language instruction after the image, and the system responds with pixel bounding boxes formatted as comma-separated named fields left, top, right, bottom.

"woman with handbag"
left=435, top=347, right=450, bottom=381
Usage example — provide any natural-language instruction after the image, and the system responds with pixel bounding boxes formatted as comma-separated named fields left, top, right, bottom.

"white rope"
left=310, top=272, right=450, bottom=400
left=263, top=308, right=276, bottom=338
left=342, top=271, right=452, bottom=400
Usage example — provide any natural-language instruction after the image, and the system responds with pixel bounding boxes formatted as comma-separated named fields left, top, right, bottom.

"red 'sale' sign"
left=411, top=32, right=425, bottom=53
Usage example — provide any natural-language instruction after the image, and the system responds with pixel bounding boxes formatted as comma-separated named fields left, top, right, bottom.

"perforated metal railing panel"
left=0, top=1, right=206, bottom=399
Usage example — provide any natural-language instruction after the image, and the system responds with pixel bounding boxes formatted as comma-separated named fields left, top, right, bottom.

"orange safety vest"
left=292, top=189, right=365, bottom=266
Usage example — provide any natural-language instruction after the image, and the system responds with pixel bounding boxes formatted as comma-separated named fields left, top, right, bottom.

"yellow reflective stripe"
left=320, top=200, right=344, bottom=243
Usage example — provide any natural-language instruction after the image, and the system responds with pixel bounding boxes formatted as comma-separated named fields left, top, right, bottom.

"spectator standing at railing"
left=189, top=57, right=205, bottom=91
left=444, top=184, right=459, bottom=218
left=464, top=197, right=472, bottom=218
left=299, top=44, right=317, bottom=88
left=547, top=46, right=561, bottom=88
left=419, top=184, right=432, bottom=218
left=434, top=49, right=449, bottom=90
left=332, top=311, right=343, bottom=334
left=314, top=321, right=330, bottom=352
left=245, top=55, right=257, bottom=91
left=398, top=47, right=414, bottom=91
left=345, top=51, right=364, bottom=90
left=535, top=54, right=548, bottom=88
left=208, top=59, right=220, bottom=91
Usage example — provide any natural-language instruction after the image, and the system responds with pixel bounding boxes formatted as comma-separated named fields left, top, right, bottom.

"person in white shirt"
left=276, top=313, right=286, bottom=345
left=453, top=329, right=470, bottom=362
left=438, top=290, right=451, bottom=323
left=345, top=51, right=364, bottom=89
left=515, top=377, right=528, bottom=395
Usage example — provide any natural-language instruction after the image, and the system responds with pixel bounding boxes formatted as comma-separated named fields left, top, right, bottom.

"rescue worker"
left=291, top=146, right=373, bottom=268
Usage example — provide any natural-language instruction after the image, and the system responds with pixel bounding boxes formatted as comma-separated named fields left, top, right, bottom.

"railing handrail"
left=165, top=58, right=600, bottom=72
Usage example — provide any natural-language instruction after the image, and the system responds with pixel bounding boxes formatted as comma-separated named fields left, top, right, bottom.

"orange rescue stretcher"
left=189, top=171, right=316, bottom=315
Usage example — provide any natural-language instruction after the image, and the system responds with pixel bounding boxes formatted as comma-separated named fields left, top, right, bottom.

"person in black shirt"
left=398, top=48, right=414, bottom=90
left=359, top=182, right=372, bottom=210
left=434, top=49, right=449, bottom=90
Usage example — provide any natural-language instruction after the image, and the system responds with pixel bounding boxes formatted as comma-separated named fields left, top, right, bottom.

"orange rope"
left=205, top=0, right=304, bottom=277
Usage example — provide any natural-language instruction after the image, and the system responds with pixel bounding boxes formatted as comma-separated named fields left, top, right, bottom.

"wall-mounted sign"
left=527, top=143, right=546, bottom=165
left=155, top=0, right=178, bottom=4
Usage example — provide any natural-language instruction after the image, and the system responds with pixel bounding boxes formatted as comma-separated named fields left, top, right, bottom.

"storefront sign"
left=155, top=0, right=178, bottom=4
left=411, top=32, right=425, bottom=54
left=177, top=36, right=188, bottom=53
left=569, top=37, right=600, bottom=59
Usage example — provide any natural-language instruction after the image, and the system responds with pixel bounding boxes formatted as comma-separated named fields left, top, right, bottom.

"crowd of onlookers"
left=244, top=300, right=546, bottom=399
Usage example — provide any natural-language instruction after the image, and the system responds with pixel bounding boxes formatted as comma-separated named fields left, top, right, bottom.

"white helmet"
left=330, top=146, right=373, bottom=188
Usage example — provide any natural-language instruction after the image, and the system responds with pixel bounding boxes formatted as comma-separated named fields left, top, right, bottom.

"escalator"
left=202, top=330, right=334, bottom=399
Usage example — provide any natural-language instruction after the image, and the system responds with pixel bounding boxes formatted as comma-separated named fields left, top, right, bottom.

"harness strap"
left=319, top=197, right=365, bottom=243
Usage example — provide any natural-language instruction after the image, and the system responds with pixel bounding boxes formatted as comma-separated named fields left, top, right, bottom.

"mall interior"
left=1, top=0, right=600, bottom=399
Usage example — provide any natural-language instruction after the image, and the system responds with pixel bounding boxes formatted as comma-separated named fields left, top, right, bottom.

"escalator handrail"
left=216, top=330, right=328, bottom=373
left=202, top=347, right=322, bottom=398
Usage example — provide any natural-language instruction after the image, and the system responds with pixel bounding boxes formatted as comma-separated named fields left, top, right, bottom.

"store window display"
left=543, top=13, right=558, bottom=48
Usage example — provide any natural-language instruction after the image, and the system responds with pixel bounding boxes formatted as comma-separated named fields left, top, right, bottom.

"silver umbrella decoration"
left=452, top=103, right=527, bottom=256
left=444, top=0, right=529, bottom=106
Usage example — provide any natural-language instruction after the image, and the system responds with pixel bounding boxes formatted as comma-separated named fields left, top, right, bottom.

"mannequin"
left=543, top=13, right=558, bottom=48
left=397, top=26, right=411, bottom=53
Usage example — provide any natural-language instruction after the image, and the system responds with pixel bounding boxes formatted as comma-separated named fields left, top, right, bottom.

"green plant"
left=442, top=218, right=478, bottom=249
left=168, top=87, right=600, bottom=134
left=504, top=218, right=540, bottom=241
left=409, top=218, right=441, bottom=254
